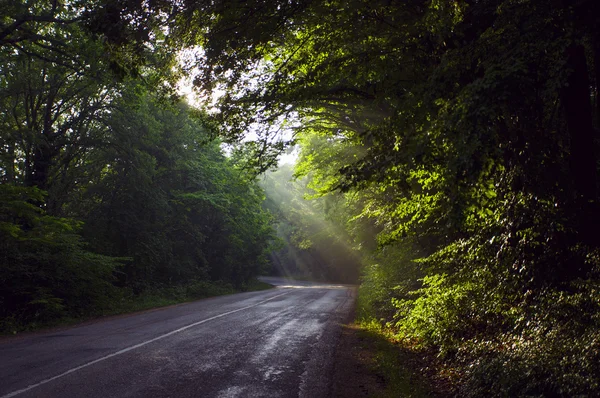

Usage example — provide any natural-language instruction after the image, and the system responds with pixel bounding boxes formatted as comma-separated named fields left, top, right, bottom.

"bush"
left=0, top=185, right=123, bottom=331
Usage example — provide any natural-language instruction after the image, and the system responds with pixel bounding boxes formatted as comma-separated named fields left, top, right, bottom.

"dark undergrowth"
left=0, top=278, right=273, bottom=336
left=331, top=317, right=453, bottom=398
left=357, top=321, right=455, bottom=398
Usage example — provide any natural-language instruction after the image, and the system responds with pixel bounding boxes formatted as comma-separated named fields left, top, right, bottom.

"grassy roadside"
left=1, top=278, right=274, bottom=336
left=110, top=278, right=274, bottom=314
left=331, top=318, right=455, bottom=397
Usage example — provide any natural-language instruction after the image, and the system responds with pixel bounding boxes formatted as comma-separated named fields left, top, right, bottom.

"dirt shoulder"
left=329, top=312, right=455, bottom=397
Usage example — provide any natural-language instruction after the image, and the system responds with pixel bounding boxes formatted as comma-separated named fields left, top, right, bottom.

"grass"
left=241, top=278, right=274, bottom=292
left=0, top=278, right=274, bottom=336
left=357, top=322, right=434, bottom=398
left=332, top=311, right=448, bottom=397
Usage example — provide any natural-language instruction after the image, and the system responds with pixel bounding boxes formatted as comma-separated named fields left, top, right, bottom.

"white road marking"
left=1, top=291, right=291, bottom=398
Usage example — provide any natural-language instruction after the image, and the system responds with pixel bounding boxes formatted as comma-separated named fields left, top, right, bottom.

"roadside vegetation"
left=2, top=279, right=272, bottom=335
left=348, top=323, right=439, bottom=398
left=2, top=1, right=600, bottom=395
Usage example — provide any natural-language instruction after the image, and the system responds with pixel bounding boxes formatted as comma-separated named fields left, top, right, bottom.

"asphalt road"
left=0, top=277, right=355, bottom=398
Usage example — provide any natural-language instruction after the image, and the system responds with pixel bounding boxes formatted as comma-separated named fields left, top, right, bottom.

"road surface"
left=0, top=278, right=355, bottom=398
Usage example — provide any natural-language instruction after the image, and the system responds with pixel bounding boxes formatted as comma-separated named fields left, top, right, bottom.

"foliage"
left=77, top=90, right=273, bottom=290
left=0, top=185, right=123, bottom=328
left=0, top=81, right=275, bottom=329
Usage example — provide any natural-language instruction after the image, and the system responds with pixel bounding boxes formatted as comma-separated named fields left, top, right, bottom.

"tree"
left=79, top=89, right=274, bottom=289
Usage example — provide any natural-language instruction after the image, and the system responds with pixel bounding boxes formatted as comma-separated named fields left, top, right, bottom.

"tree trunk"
left=594, top=32, right=600, bottom=129
left=5, top=140, right=15, bottom=183
left=561, top=42, right=600, bottom=282
left=31, top=138, right=52, bottom=191
left=562, top=44, right=597, bottom=202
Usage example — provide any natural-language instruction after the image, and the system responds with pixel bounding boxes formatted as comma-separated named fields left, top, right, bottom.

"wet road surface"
left=0, top=278, right=355, bottom=398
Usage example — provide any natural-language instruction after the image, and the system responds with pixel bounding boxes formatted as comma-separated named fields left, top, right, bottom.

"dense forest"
left=0, top=1, right=277, bottom=330
left=2, top=0, right=600, bottom=395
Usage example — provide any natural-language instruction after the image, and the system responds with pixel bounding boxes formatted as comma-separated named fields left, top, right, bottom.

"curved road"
left=0, top=278, right=355, bottom=398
